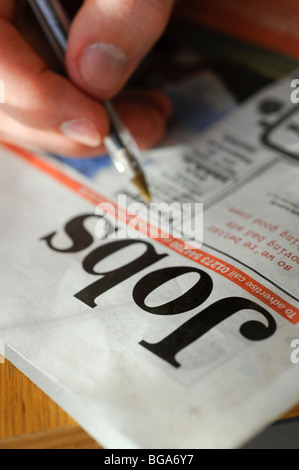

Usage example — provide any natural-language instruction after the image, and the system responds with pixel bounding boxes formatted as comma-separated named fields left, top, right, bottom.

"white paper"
left=1, top=70, right=299, bottom=449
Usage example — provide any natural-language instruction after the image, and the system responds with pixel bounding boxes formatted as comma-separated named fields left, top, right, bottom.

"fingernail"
left=60, top=118, right=101, bottom=147
left=79, top=42, right=128, bottom=93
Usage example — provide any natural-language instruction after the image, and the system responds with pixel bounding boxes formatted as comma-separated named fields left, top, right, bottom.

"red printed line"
left=158, top=238, right=299, bottom=324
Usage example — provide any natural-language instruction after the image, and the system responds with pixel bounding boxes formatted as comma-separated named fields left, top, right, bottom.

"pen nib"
left=131, top=173, right=151, bottom=203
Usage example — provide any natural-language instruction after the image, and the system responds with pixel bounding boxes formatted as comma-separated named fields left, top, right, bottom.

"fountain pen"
left=28, top=0, right=151, bottom=202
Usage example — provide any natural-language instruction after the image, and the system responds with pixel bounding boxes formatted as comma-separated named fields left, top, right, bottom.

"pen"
left=28, top=0, right=151, bottom=202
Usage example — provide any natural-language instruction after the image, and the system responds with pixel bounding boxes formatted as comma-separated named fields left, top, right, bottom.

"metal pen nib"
left=104, top=102, right=151, bottom=202
left=28, top=0, right=151, bottom=202
left=131, top=173, right=151, bottom=203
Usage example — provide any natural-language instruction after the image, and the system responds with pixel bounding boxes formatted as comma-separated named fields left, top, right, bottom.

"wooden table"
left=0, top=358, right=101, bottom=449
left=1, top=357, right=299, bottom=449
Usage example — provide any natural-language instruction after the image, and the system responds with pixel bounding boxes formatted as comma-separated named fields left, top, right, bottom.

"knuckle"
left=120, top=0, right=173, bottom=30
left=141, top=0, right=173, bottom=27
left=121, top=0, right=173, bottom=46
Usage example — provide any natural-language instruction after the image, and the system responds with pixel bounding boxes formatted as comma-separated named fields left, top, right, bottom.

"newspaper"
left=1, top=69, right=299, bottom=450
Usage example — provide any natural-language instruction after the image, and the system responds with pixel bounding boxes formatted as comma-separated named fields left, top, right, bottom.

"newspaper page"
left=1, top=64, right=299, bottom=450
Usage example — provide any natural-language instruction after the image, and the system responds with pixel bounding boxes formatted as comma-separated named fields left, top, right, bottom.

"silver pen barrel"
left=28, top=0, right=69, bottom=65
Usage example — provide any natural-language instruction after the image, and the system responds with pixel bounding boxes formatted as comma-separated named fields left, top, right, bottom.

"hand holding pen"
left=0, top=0, right=174, bottom=196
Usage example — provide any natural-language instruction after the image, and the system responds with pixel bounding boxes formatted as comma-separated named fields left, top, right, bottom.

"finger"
left=66, top=0, right=175, bottom=100
left=117, top=89, right=174, bottom=121
left=114, top=90, right=173, bottom=151
left=0, top=109, right=107, bottom=156
left=0, top=17, right=109, bottom=152
left=0, top=90, right=172, bottom=156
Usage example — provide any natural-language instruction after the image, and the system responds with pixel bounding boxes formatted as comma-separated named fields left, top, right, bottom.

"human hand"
left=0, top=0, right=174, bottom=157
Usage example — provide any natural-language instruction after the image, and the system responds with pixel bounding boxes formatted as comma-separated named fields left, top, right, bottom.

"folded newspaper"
left=1, top=68, right=299, bottom=449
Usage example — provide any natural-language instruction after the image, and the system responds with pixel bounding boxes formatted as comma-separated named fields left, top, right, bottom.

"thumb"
left=66, top=0, right=174, bottom=100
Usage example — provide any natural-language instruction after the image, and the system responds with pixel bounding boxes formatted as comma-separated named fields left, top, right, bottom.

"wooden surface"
left=0, top=358, right=102, bottom=449
left=0, top=358, right=299, bottom=449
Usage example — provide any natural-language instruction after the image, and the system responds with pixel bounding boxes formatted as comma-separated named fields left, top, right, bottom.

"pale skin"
left=0, top=0, right=175, bottom=157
